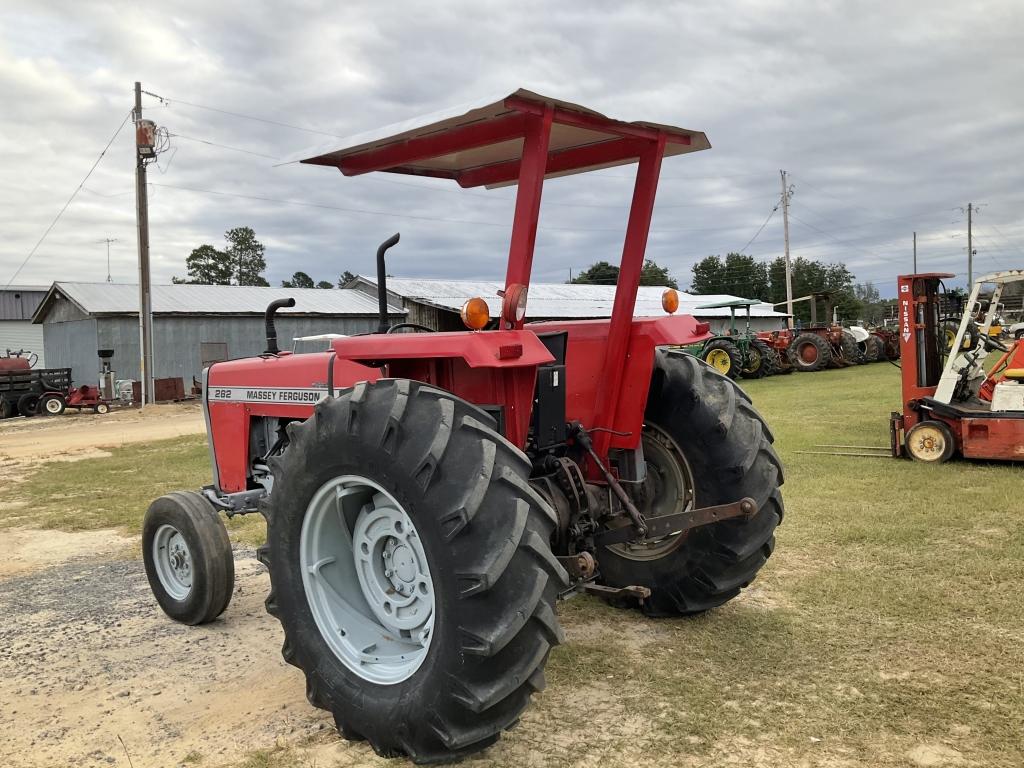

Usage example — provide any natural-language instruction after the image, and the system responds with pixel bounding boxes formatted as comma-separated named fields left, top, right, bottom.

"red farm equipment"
left=142, top=90, right=785, bottom=762
left=891, top=270, right=1024, bottom=462
left=784, top=292, right=863, bottom=372
left=755, top=329, right=797, bottom=374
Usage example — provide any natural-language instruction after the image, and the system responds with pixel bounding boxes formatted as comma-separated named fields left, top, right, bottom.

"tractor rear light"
left=662, top=288, right=679, bottom=314
left=460, top=297, right=490, bottom=330
left=501, top=283, right=529, bottom=326
left=695, top=321, right=710, bottom=335
left=497, top=344, right=523, bottom=359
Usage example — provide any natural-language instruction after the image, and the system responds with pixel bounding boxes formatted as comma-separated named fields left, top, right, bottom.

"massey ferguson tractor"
left=142, top=90, right=784, bottom=763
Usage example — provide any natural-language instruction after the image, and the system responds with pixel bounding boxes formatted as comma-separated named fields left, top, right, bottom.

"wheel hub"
left=300, top=476, right=435, bottom=685
left=152, top=524, right=193, bottom=601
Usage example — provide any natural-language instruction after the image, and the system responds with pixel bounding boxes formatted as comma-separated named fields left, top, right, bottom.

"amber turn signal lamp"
left=662, top=288, right=679, bottom=314
left=460, top=297, right=490, bottom=330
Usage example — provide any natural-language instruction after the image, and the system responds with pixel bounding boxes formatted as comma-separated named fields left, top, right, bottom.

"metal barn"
left=1, top=286, right=48, bottom=364
left=343, top=277, right=789, bottom=333
left=32, top=282, right=405, bottom=387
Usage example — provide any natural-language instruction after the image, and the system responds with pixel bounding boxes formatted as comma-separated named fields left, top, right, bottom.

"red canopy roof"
left=290, top=89, right=710, bottom=188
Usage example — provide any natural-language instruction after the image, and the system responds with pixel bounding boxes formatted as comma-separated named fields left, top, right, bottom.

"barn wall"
left=91, top=314, right=385, bottom=384
left=41, top=317, right=98, bottom=385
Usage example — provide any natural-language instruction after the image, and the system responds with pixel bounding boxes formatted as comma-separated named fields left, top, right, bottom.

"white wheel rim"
left=152, top=524, right=193, bottom=600
left=45, top=398, right=62, bottom=414
left=908, top=424, right=949, bottom=462
left=300, top=475, right=435, bottom=685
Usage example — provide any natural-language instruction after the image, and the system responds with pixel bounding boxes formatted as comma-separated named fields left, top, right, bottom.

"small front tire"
left=143, top=491, right=235, bottom=625
left=905, top=420, right=956, bottom=463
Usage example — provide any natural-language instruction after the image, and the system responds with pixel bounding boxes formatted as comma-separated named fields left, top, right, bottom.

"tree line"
left=173, top=226, right=357, bottom=289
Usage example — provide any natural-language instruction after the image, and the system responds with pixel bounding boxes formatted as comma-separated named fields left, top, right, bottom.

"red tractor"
left=891, top=270, right=1024, bottom=462
left=785, top=292, right=863, bottom=372
left=143, top=90, right=784, bottom=762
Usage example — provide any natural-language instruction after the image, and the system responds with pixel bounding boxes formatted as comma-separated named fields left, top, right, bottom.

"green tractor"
left=688, top=299, right=775, bottom=380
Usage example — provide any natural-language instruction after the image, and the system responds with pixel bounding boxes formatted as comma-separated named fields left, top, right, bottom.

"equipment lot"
left=1, top=365, right=1021, bottom=768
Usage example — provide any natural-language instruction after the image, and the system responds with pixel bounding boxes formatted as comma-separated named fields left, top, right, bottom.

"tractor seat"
left=1003, top=368, right=1024, bottom=381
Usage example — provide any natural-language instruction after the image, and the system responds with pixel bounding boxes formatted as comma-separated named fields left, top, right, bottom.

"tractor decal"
left=209, top=386, right=328, bottom=404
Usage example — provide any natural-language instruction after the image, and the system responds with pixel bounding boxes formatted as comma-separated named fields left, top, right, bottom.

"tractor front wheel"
left=259, top=380, right=568, bottom=763
left=701, top=339, right=741, bottom=379
left=789, top=333, right=830, bottom=372
left=596, top=350, right=784, bottom=616
left=142, top=491, right=235, bottom=625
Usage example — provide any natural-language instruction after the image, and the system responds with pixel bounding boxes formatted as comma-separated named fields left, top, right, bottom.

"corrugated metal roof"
left=354, top=277, right=787, bottom=319
left=34, top=282, right=405, bottom=320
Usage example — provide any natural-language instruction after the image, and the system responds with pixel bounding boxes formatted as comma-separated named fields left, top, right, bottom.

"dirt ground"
left=0, top=404, right=334, bottom=767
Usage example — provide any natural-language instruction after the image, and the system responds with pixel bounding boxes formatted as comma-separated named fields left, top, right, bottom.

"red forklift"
left=891, top=271, right=1024, bottom=462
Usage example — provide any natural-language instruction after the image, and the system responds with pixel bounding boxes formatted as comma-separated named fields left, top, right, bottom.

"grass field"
left=7, top=363, right=1024, bottom=767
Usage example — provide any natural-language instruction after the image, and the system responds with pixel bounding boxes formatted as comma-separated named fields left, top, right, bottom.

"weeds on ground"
left=4, top=435, right=266, bottom=546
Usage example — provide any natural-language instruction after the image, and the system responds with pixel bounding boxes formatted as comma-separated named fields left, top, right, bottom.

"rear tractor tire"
left=701, top=339, right=742, bottom=379
left=596, top=350, right=784, bottom=616
left=258, top=379, right=568, bottom=763
left=143, top=491, right=235, bottom=625
left=739, top=339, right=773, bottom=379
left=789, top=333, right=830, bottom=372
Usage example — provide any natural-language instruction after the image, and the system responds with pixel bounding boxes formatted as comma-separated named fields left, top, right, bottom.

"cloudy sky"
left=1, top=0, right=1022, bottom=297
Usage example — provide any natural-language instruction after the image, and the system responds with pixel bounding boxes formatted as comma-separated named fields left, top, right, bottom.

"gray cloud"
left=1, top=0, right=1022, bottom=297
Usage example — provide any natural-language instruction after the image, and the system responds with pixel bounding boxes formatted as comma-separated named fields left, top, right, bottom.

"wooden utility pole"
left=134, top=82, right=155, bottom=406
left=780, top=170, right=793, bottom=328
left=966, top=202, right=973, bottom=287
left=913, top=231, right=917, bottom=273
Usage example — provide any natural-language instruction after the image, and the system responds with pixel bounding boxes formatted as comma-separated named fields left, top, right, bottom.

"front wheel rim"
left=908, top=424, right=950, bottom=462
left=706, top=349, right=731, bottom=373
left=300, top=475, right=435, bottom=685
left=152, top=524, right=193, bottom=600
left=45, top=398, right=62, bottom=413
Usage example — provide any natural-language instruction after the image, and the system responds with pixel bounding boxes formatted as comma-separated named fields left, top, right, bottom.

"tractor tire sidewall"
left=142, top=492, right=234, bottom=625
left=596, top=350, right=784, bottom=616
left=260, top=380, right=567, bottom=762
left=841, top=331, right=866, bottom=364
left=790, top=333, right=830, bottom=372
left=16, top=393, right=39, bottom=417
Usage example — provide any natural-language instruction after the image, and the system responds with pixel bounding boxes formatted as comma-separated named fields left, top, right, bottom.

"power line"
left=141, top=89, right=345, bottom=138
left=147, top=182, right=765, bottom=234
left=168, top=133, right=281, bottom=160
left=5, top=110, right=133, bottom=287
left=735, top=202, right=779, bottom=254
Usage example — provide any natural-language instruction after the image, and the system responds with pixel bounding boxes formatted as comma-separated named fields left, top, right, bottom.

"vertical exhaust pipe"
left=376, top=233, right=401, bottom=334
left=264, top=297, right=296, bottom=354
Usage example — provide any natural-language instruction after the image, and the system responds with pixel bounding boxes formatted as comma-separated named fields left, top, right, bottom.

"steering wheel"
left=386, top=323, right=435, bottom=334
left=983, top=334, right=1009, bottom=353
